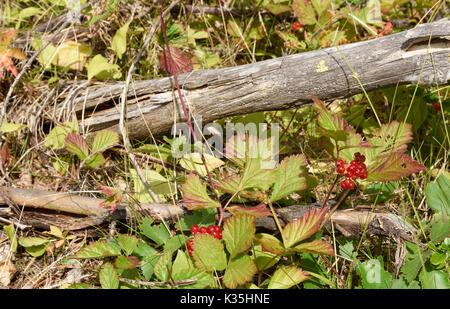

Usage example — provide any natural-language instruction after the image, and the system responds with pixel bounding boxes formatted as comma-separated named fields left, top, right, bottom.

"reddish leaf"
left=228, top=203, right=272, bottom=218
left=0, top=29, right=25, bottom=81
left=65, top=133, right=89, bottom=160
left=1, top=142, right=10, bottom=168
left=292, top=240, right=334, bottom=255
left=159, top=46, right=193, bottom=75
left=255, top=233, right=285, bottom=255
left=282, top=206, right=329, bottom=248
left=367, top=152, right=426, bottom=182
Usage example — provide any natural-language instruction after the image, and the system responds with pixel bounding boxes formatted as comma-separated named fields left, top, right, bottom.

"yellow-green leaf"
left=179, top=152, right=224, bottom=177
left=182, top=174, right=221, bottom=210
left=268, top=265, right=311, bottom=289
left=223, top=254, right=257, bottom=289
left=223, top=214, right=255, bottom=258
left=111, top=21, right=130, bottom=59
left=1, top=122, right=27, bottom=133
left=192, top=234, right=227, bottom=272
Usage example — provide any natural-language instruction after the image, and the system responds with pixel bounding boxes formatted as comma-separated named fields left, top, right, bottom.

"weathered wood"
left=0, top=187, right=416, bottom=241
left=53, top=19, right=450, bottom=140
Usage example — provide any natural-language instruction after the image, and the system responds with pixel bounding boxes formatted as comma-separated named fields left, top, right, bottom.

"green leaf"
left=139, top=217, right=170, bottom=246
left=132, top=240, right=157, bottom=258
left=18, top=237, right=49, bottom=247
left=91, top=130, right=119, bottom=153
left=117, top=234, right=138, bottom=256
left=172, top=250, right=194, bottom=275
left=172, top=269, right=215, bottom=289
left=419, top=268, right=449, bottom=289
left=163, top=234, right=188, bottom=253
left=192, top=234, right=227, bottom=272
left=111, top=21, right=130, bottom=59
left=224, top=134, right=277, bottom=169
left=99, top=262, right=119, bottom=289
left=85, top=153, right=106, bottom=168
left=369, top=121, right=412, bottom=156
left=130, top=168, right=174, bottom=203
left=292, top=240, right=334, bottom=255
left=268, top=265, right=311, bottom=289
left=270, top=154, right=308, bottom=202
left=74, top=240, right=121, bottom=259
left=182, top=174, right=221, bottom=210
left=31, top=39, right=58, bottom=69
left=85, top=54, right=122, bottom=80
left=251, top=243, right=280, bottom=271
left=282, top=207, right=328, bottom=248
left=3, top=224, right=17, bottom=253
left=339, top=240, right=355, bottom=260
left=357, top=258, right=393, bottom=289
left=311, top=0, right=331, bottom=16
left=223, top=214, right=256, bottom=258
left=239, top=158, right=276, bottom=192
left=114, top=255, right=139, bottom=270
left=425, top=175, right=450, bottom=215
left=292, top=0, right=316, bottom=25
left=1, top=122, right=27, bottom=133
left=179, top=152, right=224, bottom=177
left=223, top=254, right=257, bottom=289
left=65, top=133, right=89, bottom=161
left=44, top=116, right=79, bottom=150
left=140, top=254, right=159, bottom=280
left=154, top=250, right=173, bottom=282
left=430, top=214, right=450, bottom=243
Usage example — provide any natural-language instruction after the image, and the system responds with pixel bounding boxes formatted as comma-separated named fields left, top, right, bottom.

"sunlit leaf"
left=91, top=129, right=119, bottom=153
left=1, top=122, right=27, bottom=133
left=179, top=152, right=224, bottom=177
left=57, top=41, right=92, bottom=70
left=425, top=175, right=450, bottom=215
left=182, top=174, right=221, bottom=210
left=291, top=240, right=334, bottom=255
left=292, top=0, right=316, bottom=25
left=268, top=265, right=311, bottom=289
left=85, top=54, right=122, bottom=80
left=270, top=154, right=308, bottom=202
left=223, top=254, right=257, bottom=289
left=111, top=21, right=130, bottom=59
left=99, top=262, right=119, bottom=289
left=223, top=214, right=255, bottom=258
left=367, top=152, right=425, bottom=182
left=192, top=234, right=227, bottom=272
left=282, top=207, right=328, bottom=248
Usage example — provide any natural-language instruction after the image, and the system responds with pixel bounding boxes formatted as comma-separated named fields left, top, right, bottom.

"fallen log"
left=52, top=19, right=450, bottom=140
left=0, top=187, right=416, bottom=241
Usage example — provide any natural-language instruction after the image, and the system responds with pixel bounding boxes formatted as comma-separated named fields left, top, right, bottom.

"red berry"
left=207, top=225, right=216, bottom=235
left=433, top=103, right=441, bottom=111
left=337, top=166, right=345, bottom=174
left=190, top=224, right=199, bottom=234
left=359, top=155, right=366, bottom=163
left=346, top=179, right=355, bottom=189
left=336, top=159, right=344, bottom=167
left=213, top=225, right=221, bottom=232
left=199, top=226, right=207, bottom=234
left=292, top=21, right=301, bottom=31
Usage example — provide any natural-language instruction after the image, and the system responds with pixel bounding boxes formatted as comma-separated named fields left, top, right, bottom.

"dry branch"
left=53, top=19, right=450, bottom=140
left=0, top=187, right=416, bottom=241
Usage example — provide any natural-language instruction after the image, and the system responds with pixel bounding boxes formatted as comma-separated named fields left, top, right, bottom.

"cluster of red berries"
left=292, top=21, right=302, bottom=31
left=337, top=152, right=368, bottom=190
left=187, top=224, right=223, bottom=255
